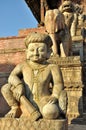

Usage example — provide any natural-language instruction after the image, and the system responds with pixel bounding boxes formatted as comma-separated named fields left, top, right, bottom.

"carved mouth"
left=62, top=4, right=73, bottom=12
left=34, top=56, right=39, bottom=59
left=63, top=5, right=71, bottom=8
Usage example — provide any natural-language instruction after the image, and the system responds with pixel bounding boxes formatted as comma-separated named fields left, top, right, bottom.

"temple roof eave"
left=25, top=0, right=40, bottom=23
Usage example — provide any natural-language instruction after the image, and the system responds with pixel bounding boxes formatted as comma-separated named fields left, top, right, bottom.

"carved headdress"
left=25, top=32, right=52, bottom=48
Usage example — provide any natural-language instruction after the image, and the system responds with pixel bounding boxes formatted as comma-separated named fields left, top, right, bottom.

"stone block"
left=0, top=118, right=68, bottom=130
left=48, top=56, right=83, bottom=123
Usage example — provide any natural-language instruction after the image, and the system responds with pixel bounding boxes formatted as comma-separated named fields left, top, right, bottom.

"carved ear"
left=46, top=48, right=52, bottom=59
left=25, top=49, right=30, bottom=60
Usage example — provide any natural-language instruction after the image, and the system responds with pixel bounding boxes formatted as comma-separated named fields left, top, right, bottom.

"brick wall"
left=18, top=27, right=46, bottom=36
left=0, top=36, right=26, bottom=86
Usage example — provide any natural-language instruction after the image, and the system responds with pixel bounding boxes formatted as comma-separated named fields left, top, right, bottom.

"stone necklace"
left=27, top=61, right=48, bottom=102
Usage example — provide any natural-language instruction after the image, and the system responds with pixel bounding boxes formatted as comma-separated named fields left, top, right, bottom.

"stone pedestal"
left=0, top=118, right=67, bottom=130
left=48, top=56, right=83, bottom=123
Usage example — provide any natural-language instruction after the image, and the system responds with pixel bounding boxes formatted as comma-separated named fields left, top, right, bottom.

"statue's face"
left=27, top=42, right=47, bottom=63
left=61, top=1, right=73, bottom=13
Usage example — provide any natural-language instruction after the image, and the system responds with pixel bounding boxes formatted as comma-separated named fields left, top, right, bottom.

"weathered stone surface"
left=45, top=9, right=72, bottom=57
left=0, top=0, right=86, bottom=127
left=0, top=118, right=67, bottom=130
left=0, top=55, right=83, bottom=123
left=1, top=32, right=67, bottom=125
left=68, top=124, right=86, bottom=130
left=48, top=56, right=83, bottom=123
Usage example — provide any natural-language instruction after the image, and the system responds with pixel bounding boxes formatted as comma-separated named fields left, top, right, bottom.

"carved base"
left=0, top=118, right=68, bottom=130
left=49, top=56, right=83, bottom=123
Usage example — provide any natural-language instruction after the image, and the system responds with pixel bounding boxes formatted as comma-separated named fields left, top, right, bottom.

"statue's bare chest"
left=22, top=63, right=51, bottom=86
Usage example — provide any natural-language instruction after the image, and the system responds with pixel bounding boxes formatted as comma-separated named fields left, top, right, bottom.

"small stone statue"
left=45, top=9, right=72, bottom=57
left=59, top=0, right=84, bottom=37
left=1, top=32, right=67, bottom=121
left=59, top=0, right=75, bottom=34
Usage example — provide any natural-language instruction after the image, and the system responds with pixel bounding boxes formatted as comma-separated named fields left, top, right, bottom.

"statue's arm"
left=50, top=64, right=64, bottom=99
left=8, top=63, right=23, bottom=86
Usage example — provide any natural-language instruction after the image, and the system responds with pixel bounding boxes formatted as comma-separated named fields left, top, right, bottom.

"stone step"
left=68, top=124, right=86, bottom=130
left=69, top=113, right=86, bottom=125
left=0, top=118, right=67, bottom=130
left=83, top=113, right=86, bottom=119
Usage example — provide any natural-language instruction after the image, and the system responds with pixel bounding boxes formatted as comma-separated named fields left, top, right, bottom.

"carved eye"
left=29, top=48, right=34, bottom=52
left=39, top=48, right=45, bottom=52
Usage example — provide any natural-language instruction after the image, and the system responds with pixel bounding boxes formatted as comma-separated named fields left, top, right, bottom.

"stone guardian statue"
left=1, top=32, right=67, bottom=121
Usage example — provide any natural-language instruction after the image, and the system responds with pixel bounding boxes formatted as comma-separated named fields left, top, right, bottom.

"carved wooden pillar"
left=40, top=0, right=45, bottom=23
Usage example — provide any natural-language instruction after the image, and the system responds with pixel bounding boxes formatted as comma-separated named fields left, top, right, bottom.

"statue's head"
left=45, top=9, right=65, bottom=33
left=24, top=32, right=52, bottom=63
left=59, top=0, right=74, bottom=13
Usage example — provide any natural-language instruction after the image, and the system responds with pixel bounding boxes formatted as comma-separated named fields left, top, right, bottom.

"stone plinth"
left=0, top=118, right=67, bottom=130
left=48, top=56, right=83, bottom=123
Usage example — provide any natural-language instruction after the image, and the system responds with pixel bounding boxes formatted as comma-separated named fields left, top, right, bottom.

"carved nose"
left=34, top=49, right=39, bottom=55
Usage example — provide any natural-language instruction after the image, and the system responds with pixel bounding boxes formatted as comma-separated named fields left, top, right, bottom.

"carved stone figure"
left=59, top=0, right=75, bottom=34
left=1, top=32, right=67, bottom=121
left=59, top=0, right=84, bottom=37
left=45, top=9, right=72, bottom=57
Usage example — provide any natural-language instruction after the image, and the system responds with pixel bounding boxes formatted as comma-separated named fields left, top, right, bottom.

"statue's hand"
left=13, top=84, right=24, bottom=101
left=48, top=96, right=58, bottom=104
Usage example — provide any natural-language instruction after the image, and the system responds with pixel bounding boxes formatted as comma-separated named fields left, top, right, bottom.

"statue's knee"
left=1, top=83, right=11, bottom=94
left=42, top=104, right=60, bottom=119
